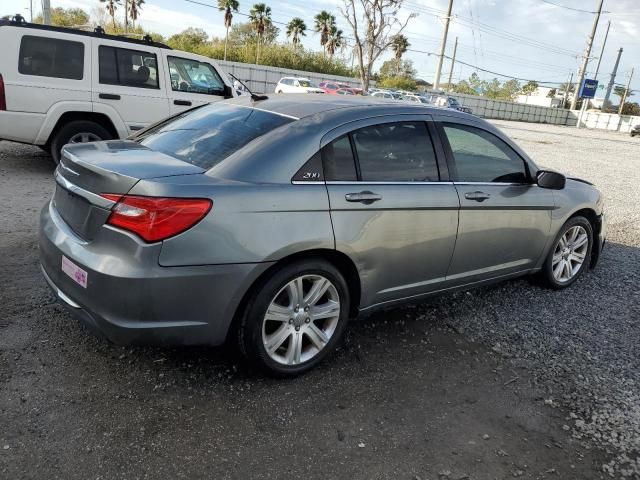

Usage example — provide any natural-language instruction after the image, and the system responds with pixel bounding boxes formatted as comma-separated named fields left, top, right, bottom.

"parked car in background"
left=319, top=81, right=362, bottom=95
left=275, top=77, right=325, bottom=94
left=403, top=94, right=430, bottom=104
left=370, top=91, right=395, bottom=100
left=336, top=88, right=355, bottom=95
left=631, top=124, right=640, bottom=137
left=430, top=93, right=473, bottom=114
left=0, top=16, right=235, bottom=163
left=41, top=95, right=605, bottom=376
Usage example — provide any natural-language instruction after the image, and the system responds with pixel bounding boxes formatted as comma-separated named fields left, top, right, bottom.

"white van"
left=0, top=16, right=235, bottom=163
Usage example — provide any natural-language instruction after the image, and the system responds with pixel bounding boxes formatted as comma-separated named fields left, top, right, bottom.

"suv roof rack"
left=0, top=17, right=172, bottom=49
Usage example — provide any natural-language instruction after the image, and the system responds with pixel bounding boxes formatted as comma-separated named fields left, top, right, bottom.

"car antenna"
left=228, top=73, right=269, bottom=102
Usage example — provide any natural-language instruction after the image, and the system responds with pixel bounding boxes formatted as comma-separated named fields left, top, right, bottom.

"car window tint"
left=19, top=35, right=84, bottom=80
left=167, top=56, right=224, bottom=95
left=443, top=123, right=528, bottom=183
left=352, top=122, right=440, bottom=182
left=136, top=104, right=293, bottom=169
left=99, top=46, right=159, bottom=89
left=323, top=135, right=357, bottom=181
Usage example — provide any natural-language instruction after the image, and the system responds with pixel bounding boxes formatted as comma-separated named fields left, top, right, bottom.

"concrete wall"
left=213, top=61, right=639, bottom=133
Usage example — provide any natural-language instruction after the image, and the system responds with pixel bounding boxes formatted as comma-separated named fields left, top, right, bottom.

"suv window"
left=19, top=35, right=84, bottom=80
left=353, top=122, right=440, bottom=182
left=167, top=56, right=224, bottom=95
left=136, top=104, right=293, bottom=169
left=443, top=124, right=528, bottom=183
left=99, top=46, right=159, bottom=89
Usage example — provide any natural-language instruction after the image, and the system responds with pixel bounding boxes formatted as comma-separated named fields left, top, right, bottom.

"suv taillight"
left=100, top=194, right=212, bottom=242
left=0, top=74, right=6, bottom=110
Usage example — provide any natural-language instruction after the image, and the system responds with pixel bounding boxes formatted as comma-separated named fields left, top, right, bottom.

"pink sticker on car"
left=61, top=255, right=88, bottom=288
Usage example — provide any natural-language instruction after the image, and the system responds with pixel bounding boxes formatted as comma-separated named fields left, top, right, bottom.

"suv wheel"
left=540, top=216, right=593, bottom=289
left=50, top=120, right=112, bottom=164
left=238, top=259, right=350, bottom=376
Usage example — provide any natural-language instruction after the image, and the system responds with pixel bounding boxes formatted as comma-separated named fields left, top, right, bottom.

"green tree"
left=621, top=102, right=640, bottom=116
left=325, top=25, right=344, bottom=58
left=228, top=21, right=279, bottom=46
left=378, top=76, right=417, bottom=90
left=521, top=80, right=539, bottom=95
left=499, top=79, right=521, bottom=101
left=218, top=0, right=239, bottom=61
left=34, top=7, right=89, bottom=27
left=379, top=58, right=416, bottom=79
left=484, top=78, right=502, bottom=99
left=286, top=17, right=307, bottom=45
left=167, top=28, right=209, bottom=51
left=128, top=0, right=144, bottom=28
left=249, top=3, right=272, bottom=64
left=99, top=0, right=121, bottom=29
left=453, top=80, right=476, bottom=95
left=390, top=34, right=410, bottom=74
left=468, top=73, right=486, bottom=94
left=314, top=10, right=335, bottom=56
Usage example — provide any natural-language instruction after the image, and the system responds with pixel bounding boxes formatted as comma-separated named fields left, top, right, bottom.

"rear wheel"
left=50, top=120, right=112, bottom=164
left=238, top=259, right=350, bottom=376
left=540, top=216, right=593, bottom=289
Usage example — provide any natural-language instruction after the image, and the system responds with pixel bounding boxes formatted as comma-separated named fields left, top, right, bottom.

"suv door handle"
left=174, top=99, right=192, bottom=106
left=98, top=93, right=120, bottom=100
left=345, top=191, right=382, bottom=205
left=464, top=191, right=491, bottom=202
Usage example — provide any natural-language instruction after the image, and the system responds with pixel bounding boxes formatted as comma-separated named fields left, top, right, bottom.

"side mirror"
left=223, top=84, right=234, bottom=99
left=537, top=170, right=566, bottom=190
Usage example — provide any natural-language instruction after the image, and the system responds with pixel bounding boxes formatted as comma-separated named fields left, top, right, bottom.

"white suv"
left=274, top=77, right=324, bottom=94
left=0, top=16, right=235, bottom=163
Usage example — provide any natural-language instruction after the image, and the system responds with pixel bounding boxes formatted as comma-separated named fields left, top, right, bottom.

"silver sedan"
left=39, top=95, right=606, bottom=376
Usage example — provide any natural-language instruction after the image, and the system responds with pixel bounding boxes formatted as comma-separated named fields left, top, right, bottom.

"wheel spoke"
left=552, top=251, right=563, bottom=266
left=562, top=260, right=571, bottom=280
left=305, top=323, right=329, bottom=350
left=286, top=332, right=302, bottom=365
left=553, top=260, right=564, bottom=278
left=573, top=233, right=588, bottom=250
left=304, top=278, right=330, bottom=306
left=265, top=325, right=291, bottom=354
left=568, top=227, right=579, bottom=243
left=265, top=304, right=291, bottom=323
left=311, top=300, right=340, bottom=320
left=285, top=279, right=302, bottom=307
left=571, top=250, right=586, bottom=262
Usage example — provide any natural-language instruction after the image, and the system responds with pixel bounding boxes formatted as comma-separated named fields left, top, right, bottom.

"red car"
left=319, top=81, right=362, bottom=95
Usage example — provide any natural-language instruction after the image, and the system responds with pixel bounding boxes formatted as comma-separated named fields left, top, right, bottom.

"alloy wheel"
left=68, top=132, right=102, bottom=144
left=552, top=225, right=589, bottom=283
left=262, top=274, right=341, bottom=365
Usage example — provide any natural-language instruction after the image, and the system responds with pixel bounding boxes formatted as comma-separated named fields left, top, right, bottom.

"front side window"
left=167, top=56, right=224, bottom=95
left=443, top=123, right=529, bottom=183
left=298, top=80, right=313, bottom=88
left=352, top=122, right=440, bottom=182
left=19, top=35, right=84, bottom=80
left=136, top=104, right=293, bottom=169
left=98, top=46, right=159, bottom=89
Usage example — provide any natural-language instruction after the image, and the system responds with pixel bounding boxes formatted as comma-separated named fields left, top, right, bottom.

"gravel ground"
left=0, top=122, right=637, bottom=479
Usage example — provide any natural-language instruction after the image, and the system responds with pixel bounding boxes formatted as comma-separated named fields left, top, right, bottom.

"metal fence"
left=213, top=61, right=639, bottom=133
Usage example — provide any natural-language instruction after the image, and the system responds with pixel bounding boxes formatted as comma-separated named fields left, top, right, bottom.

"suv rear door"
left=161, top=51, right=230, bottom=115
left=91, top=38, right=170, bottom=134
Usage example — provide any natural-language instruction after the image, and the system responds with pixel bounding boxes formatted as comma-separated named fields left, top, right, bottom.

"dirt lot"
left=1, top=121, right=638, bottom=479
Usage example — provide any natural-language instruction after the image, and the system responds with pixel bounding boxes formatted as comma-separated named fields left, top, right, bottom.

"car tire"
left=540, top=216, right=593, bottom=289
left=50, top=120, right=112, bottom=164
left=238, top=259, right=351, bottom=377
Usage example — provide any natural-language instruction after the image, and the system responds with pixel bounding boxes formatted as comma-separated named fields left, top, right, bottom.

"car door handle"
left=174, top=99, right=192, bottom=106
left=98, top=93, right=120, bottom=100
left=464, top=191, right=491, bottom=202
left=345, top=191, right=382, bottom=204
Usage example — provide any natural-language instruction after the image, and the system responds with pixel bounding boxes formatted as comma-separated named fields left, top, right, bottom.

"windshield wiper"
left=228, top=73, right=269, bottom=102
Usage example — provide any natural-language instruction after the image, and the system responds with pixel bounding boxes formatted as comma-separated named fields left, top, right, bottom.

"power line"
left=539, top=0, right=610, bottom=14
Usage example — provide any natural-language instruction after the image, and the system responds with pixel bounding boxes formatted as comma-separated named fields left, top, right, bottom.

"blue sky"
left=3, top=0, right=638, bottom=97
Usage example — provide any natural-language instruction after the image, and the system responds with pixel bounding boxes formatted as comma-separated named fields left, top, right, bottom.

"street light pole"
left=618, top=67, right=634, bottom=115
left=447, top=36, right=458, bottom=92
left=433, top=0, right=454, bottom=91
left=570, top=0, right=604, bottom=110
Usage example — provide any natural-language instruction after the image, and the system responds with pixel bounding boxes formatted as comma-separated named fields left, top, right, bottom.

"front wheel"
left=238, top=259, right=350, bottom=376
left=540, top=216, right=593, bottom=289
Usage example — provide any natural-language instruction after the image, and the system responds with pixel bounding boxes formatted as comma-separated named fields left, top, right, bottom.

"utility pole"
left=594, top=19, right=610, bottom=80
left=570, top=0, right=604, bottom=110
left=603, top=47, right=622, bottom=110
left=42, top=0, right=51, bottom=25
left=447, top=36, right=458, bottom=92
left=618, top=67, right=634, bottom=115
left=433, top=0, right=454, bottom=91
left=124, top=0, right=128, bottom=33
left=563, top=72, right=573, bottom=109
left=29, top=0, right=33, bottom=22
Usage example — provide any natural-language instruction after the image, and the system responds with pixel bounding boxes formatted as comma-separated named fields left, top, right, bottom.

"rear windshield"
left=136, top=104, right=293, bottom=169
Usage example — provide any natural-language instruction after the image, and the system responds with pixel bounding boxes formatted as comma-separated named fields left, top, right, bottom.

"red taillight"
left=100, top=194, right=212, bottom=242
left=0, top=74, right=6, bottom=111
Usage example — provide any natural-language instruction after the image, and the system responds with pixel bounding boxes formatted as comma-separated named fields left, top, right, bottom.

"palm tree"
left=325, top=25, right=343, bottom=58
left=286, top=17, right=306, bottom=45
left=218, top=0, right=239, bottom=61
left=128, top=0, right=144, bottom=29
left=314, top=10, right=335, bottom=56
left=391, top=34, right=410, bottom=75
left=100, top=0, right=121, bottom=29
left=249, top=3, right=271, bottom=64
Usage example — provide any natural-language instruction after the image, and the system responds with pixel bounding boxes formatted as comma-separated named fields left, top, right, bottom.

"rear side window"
left=19, top=35, right=84, bottom=80
left=136, top=104, right=293, bottom=169
left=323, top=135, right=357, bottom=181
left=99, top=46, right=159, bottom=89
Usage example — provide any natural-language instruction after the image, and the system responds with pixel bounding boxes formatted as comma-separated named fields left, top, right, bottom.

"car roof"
left=222, top=94, right=469, bottom=120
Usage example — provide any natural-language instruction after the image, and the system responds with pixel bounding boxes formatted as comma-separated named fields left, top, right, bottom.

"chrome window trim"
left=54, top=169, right=117, bottom=209
left=291, top=181, right=325, bottom=185
left=326, top=181, right=454, bottom=185
left=454, top=182, right=535, bottom=186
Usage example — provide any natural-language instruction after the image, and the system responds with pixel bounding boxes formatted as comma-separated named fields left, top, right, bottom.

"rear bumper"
left=39, top=201, right=273, bottom=346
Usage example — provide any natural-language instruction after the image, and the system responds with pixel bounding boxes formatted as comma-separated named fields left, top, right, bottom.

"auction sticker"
left=61, top=255, right=88, bottom=288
